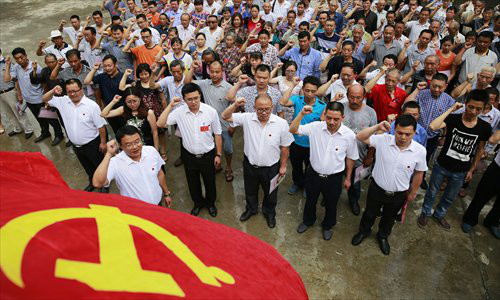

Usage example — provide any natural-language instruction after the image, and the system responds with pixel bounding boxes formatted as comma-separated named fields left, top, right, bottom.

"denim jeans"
left=422, top=163, right=466, bottom=219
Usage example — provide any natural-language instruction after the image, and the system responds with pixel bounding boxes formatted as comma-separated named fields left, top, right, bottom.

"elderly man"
left=451, top=66, right=496, bottom=99
left=369, top=24, right=402, bottom=68
left=245, top=30, right=281, bottom=69
left=222, top=95, right=293, bottom=228
left=42, top=79, right=107, bottom=192
left=320, top=63, right=360, bottom=104
left=93, top=125, right=173, bottom=207
left=401, top=54, right=442, bottom=92
left=36, top=31, right=73, bottom=68
left=74, top=26, right=104, bottom=68
left=365, top=67, right=407, bottom=122
left=348, top=25, right=372, bottom=65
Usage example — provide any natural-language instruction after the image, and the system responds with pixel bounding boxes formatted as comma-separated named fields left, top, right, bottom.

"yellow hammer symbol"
left=0, top=204, right=235, bottom=297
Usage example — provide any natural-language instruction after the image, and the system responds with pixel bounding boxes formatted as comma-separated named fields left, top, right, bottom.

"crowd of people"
left=0, top=0, right=499, bottom=255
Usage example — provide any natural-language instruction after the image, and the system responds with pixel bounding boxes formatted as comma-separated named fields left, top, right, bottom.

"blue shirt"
left=281, top=47, right=322, bottom=80
left=291, top=95, right=326, bottom=147
left=389, top=121, right=428, bottom=147
left=415, top=89, right=455, bottom=139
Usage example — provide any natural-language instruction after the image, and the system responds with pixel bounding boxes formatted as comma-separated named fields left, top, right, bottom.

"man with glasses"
left=157, top=83, right=222, bottom=217
left=222, top=95, right=293, bottom=228
left=197, top=15, right=223, bottom=49
left=92, top=125, right=173, bottom=207
left=42, top=79, right=107, bottom=192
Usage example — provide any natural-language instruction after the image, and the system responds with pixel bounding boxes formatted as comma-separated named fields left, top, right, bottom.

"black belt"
left=185, top=148, right=214, bottom=158
left=244, top=156, right=277, bottom=169
left=0, top=87, right=14, bottom=94
left=312, top=168, right=342, bottom=179
left=372, top=180, right=406, bottom=196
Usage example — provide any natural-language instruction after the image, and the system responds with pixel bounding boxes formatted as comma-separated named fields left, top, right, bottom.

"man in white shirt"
left=42, top=79, right=108, bottom=192
left=291, top=102, right=359, bottom=241
left=130, top=14, right=161, bottom=46
left=198, top=15, right=223, bottom=49
left=176, top=13, right=196, bottom=45
left=222, top=95, right=294, bottom=228
left=352, top=115, right=427, bottom=255
left=58, top=15, right=84, bottom=45
left=260, top=2, right=278, bottom=23
left=405, top=7, right=430, bottom=43
left=157, top=83, right=222, bottom=217
left=271, top=0, right=291, bottom=19
left=322, top=64, right=360, bottom=104
left=93, top=125, right=173, bottom=207
left=36, top=31, right=73, bottom=68
left=204, top=0, right=221, bottom=15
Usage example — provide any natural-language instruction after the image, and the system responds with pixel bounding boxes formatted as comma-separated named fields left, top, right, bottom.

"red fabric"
left=0, top=152, right=307, bottom=299
left=366, top=84, right=407, bottom=122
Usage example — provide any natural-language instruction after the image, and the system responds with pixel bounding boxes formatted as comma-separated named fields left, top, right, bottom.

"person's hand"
left=214, top=155, right=221, bottom=169
left=466, top=73, right=475, bottom=82
left=279, top=165, right=286, bottom=179
left=93, top=62, right=101, bottom=70
left=111, top=95, right=122, bottom=103
left=333, top=92, right=344, bottom=101
left=277, top=16, right=283, bottom=23
left=256, top=23, right=261, bottom=29
left=330, top=74, right=339, bottom=82
left=380, top=65, right=388, bottom=72
left=39, top=40, right=47, bottom=48
left=32, top=61, right=38, bottom=71
left=5, top=56, right=11, bottom=65
left=235, top=97, right=246, bottom=107
left=276, top=62, right=284, bottom=69
left=77, top=33, right=84, bottom=42
left=301, top=105, right=313, bottom=115
left=99, top=141, right=108, bottom=154
left=102, top=31, right=110, bottom=37
left=474, top=7, right=482, bottom=16
left=106, top=139, right=118, bottom=155
left=464, top=41, right=473, bottom=49
left=354, top=2, right=362, bottom=10
left=132, top=35, right=140, bottom=41
left=164, top=194, right=173, bottom=208
left=192, top=59, right=201, bottom=69
left=151, top=62, right=159, bottom=73
left=86, top=15, right=92, bottom=23
left=60, top=19, right=67, bottom=27
left=53, top=85, right=63, bottom=95
left=17, top=92, right=23, bottom=102
left=292, top=76, right=301, bottom=86
left=362, top=156, right=374, bottom=167
left=123, top=68, right=133, bottom=77
left=417, top=81, right=428, bottom=90
left=287, top=40, right=295, bottom=48
left=238, top=74, right=249, bottom=84
left=161, top=34, right=167, bottom=41
left=171, top=96, right=182, bottom=106
left=411, top=60, right=420, bottom=71
left=57, top=57, right=65, bottom=66
left=379, top=18, right=386, bottom=25
left=387, top=113, right=397, bottom=123
left=370, top=60, right=378, bottom=68
left=348, top=19, right=355, bottom=27
left=240, top=56, right=247, bottom=65
left=378, top=120, right=391, bottom=132
left=451, top=102, right=463, bottom=112
left=248, top=34, right=258, bottom=40
left=406, top=190, right=417, bottom=202
left=343, top=177, right=351, bottom=190
left=404, top=39, right=411, bottom=48
left=329, top=48, right=338, bottom=56
left=129, top=18, right=137, bottom=25
left=371, top=30, right=380, bottom=39
left=199, top=19, right=206, bottom=26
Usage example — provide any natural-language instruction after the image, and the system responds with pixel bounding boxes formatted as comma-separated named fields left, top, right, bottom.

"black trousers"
left=425, top=135, right=440, bottom=162
left=359, top=180, right=406, bottom=239
left=463, top=160, right=500, bottom=227
left=181, top=146, right=217, bottom=208
left=73, top=136, right=104, bottom=184
left=303, top=167, right=343, bottom=230
left=242, top=156, right=280, bottom=218
left=290, top=142, right=310, bottom=188
left=26, top=103, right=63, bottom=137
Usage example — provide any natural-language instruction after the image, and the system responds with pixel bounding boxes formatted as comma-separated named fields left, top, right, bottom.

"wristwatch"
left=215, top=154, right=222, bottom=157
left=163, top=191, right=172, bottom=197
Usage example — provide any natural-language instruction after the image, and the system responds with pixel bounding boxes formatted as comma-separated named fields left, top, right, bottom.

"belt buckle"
left=384, top=191, right=394, bottom=196
left=318, top=174, right=328, bottom=178
left=195, top=154, right=203, bottom=158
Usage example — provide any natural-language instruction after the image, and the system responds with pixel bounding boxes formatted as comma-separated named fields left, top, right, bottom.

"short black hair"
left=65, top=78, right=83, bottom=89
left=419, top=29, right=434, bottom=38
left=465, top=30, right=478, bottom=39
left=92, top=10, right=103, bottom=17
left=298, top=30, right=311, bottom=40
left=102, top=54, right=117, bottom=64
left=484, top=87, right=499, bottom=99
left=478, top=30, right=495, bottom=42
left=325, top=101, right=344, bottom=115
left=258, top=29, right=270, bottom=38
left=384, top=24, right=395, bottom=31
left=303, top=76, right=321, bottom=88
left=111, top=15, right=122, bottom=22
left=342, top=40, right=355, bottom=49
left=420, top=7, right=431, bottom=14
left=116, top=125, right=141, bottom=144
left=11, top=47, right=26, bottom=56
left=383, top=54, right=398, bottom=64
left=255, top=64, right=271, bottom=74
left=446, top=6, right=457, bottom=13
left=45, top=53, right=57, bottom=61
left=395, top=114, right=417, bottom=131
left=170, top=59, right=185, bottom=70
left=111, top=24, right=124, bottom=32
left=141, top=28, right=152, bottom=35
left=282, top=60, right=297, bottom=74
left=66, top=49, right=81, bottom=60
left=181, top=82, right=204, bottom=102
left=136, top=63, right=151, bottom=75
left=84, top=26, right=97, bottom=35
left=466, top=89, right=489, bottom=105
left=148, top=0, right=157, bottom=6
left=432, top=73, right=448, bottom=83
left=402, top=101, right=420, bottom=113
left=340, top=62, right=356, bottom=73
left=249, top=52, right=263, bottom=61
left=170, top=37, right=182, bottom=46
left=70, top=15, right=80, bottom=20
left=136, top=13, right=147, bottom=21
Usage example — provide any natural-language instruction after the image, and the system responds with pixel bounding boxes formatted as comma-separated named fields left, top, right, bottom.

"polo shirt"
left=370, top=39, right=402, bottom=68
left=58, top=65, right=94, bottom=97
left=9, top=61, right=43, bottom=104
left=158, top=76, right=184, bottom=104
left=42, top=43, right=73, bottom=68
left=93, top=71, right=129, bottom=105
left=48, top=95, right=106, bottom=146
left=326, top=79, right=360, bottom=104
left=290, top=95, right=326, bottom=147
left=130, top=28, right=161, bottom=46
left=369, top=133, right=428, bottom=192
left=235, top=86, right=284, bottom=115
left=389, top=121, right=428, bottom=147
left=102, top=40, right=134, bottom=74
left=297, top=122, right=359, bottom=175
left=404, top=44, right=435, bottom=73
left=315, top=32, right=341, bottom=54
left=280, top=47, right=322, bottom=80
left=231, top=113, right=294, bottom=167
left=458, top=47, right=498, bottom=83
left=176, top=25, right=196, bottom=44
left=62, top=26, right=83, bottom=45
left=199, top=27, right=223, bottom=49
left=405, top=20, right=429, bottom=43
left=107, top=146, right=165, bottom=205
left=366, top=84, right=407, bottom=122
left=166, top=103, right=222, bottom=154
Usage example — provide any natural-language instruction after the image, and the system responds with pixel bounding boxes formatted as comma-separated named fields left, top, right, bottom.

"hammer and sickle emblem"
left=0, top=205, right=235, bottom=297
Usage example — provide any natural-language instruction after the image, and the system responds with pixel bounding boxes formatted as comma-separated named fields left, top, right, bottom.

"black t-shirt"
left=437, top=113, right=492, bottom=172
left=93, top=71, right=131, bottom=105
left=327, top=56, right=364, bottom=80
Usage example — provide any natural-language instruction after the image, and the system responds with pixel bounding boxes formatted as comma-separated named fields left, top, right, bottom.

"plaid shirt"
left=190, top=11, right=209, bottom=28
left=245, top=43, right=281, bottom=69
left=236, top=86, right=284, bottom=115
left=216, top=44, right=241, bottom=84
left=415, top=89, right=456, bottom=138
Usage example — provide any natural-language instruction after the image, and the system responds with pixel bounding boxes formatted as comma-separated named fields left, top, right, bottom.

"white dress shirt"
left=327, top=79, right=361, bottom=104
left=199, top=27, right=223, bottom=49
left=271, top=0, right=291, bottom=19
left=107, top=146, right=165, bottom=205
left=176, top=24, right=196, bottom=44
left=298, top=122, right=359, bottom=175
left=369, top=133, right=427, bottom=192
left=62, top=26, right=83, bottom=45
left=48, top=95, right=106, bottom=146
left=231, top=113, right=294, bottom=167
left=166, top=103, right=222, bottom=154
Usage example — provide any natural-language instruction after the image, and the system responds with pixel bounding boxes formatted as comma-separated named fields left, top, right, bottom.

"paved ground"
left=1, top=1, right=499, bottom=299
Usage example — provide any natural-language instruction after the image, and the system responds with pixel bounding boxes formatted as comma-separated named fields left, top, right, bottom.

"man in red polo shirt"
left=365, top=67, right=407, bottom=122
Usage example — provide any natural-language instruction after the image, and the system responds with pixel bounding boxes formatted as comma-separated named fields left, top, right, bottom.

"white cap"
left=49, top=30, right=63, bottom=39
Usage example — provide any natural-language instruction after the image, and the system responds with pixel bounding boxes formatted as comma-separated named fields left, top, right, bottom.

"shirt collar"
left=388, top=134, right=416, bottom=152
left=251, top=113, right=277, bottom=124
left=321, top=123, right=348, bottom=135
left=117, top=149, right=147, bottom=165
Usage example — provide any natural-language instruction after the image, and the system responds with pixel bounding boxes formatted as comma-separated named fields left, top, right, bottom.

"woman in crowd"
left=215, top=32, right=242, bottom=84
left=436, top=35, right=457, bottom=82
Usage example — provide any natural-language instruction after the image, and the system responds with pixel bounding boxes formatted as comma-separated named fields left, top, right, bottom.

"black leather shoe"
left=51, top=136, right=63, bottom=146
left=24, top=132, right=33, bottom=139
left=377, top=237, right=390, bottom=255
left=34, top=134, right=51, bottom=143
left=350, top=201, right=360, bottom=216
left=66, top=140, right=73, bottom=147
left=297, top=223, right=309, bottom=233
left=100, top=186, right=110, bottom=193
left=83, top=184, right=95, bottom=192
left=208, top=206, right=217, bottom=217
left=8, top=130, right=22, bottom=137
left=191, top=207, right=201, bottom=216
left=266, top=216, right=276, bottom=228
left=239, top=210, right=255, bottom=221
left=351, top=232, right=368, bottom=246
left=322, top=229, right=333, bottom=241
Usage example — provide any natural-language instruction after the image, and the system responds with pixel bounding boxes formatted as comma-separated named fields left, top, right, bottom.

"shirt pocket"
left=330, top=139, right=348, bottom=161
left=398, top=159, right=416, bottom=177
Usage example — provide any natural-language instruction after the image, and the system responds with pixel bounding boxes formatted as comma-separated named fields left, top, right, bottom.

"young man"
left=388, top=101, right=427, bottom=147
left=455, top=31, right=497, bottom=84
left=398, top=29, right=434, bottom=74
left=352, top=115, right=427, bottom=255
left=58, top=15, right=83, bottom=45
left=280, top=76, right=326, bottom=196
left=75, top=27, right=104, bottom=68
left=124, top=28, right=162, bottom=67
left=291, top=102, right=359, bottom=241
left=418, top=90, right=492, bottom=231
left=101, top=25, right=134, bottom=77
left=221, top=95, right=293, bottom=228
left=93, top=125, right=173, bottom=206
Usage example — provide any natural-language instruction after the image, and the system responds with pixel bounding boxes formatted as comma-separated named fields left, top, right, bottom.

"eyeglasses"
left=67, top=88, right=82, bottom=95
left=256, top=108, right=272, bottom=113
left=123, top=140, right=143, bottom=149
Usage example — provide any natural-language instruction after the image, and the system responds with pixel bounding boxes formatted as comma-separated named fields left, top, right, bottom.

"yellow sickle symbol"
left=0, top=204, right=235, bottom=297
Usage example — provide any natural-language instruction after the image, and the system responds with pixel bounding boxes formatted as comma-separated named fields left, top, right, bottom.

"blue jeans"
left=422, top=163, right=466, bottom=219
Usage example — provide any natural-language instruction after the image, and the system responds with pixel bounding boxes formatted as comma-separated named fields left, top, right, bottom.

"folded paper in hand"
left=354, top=165, right=372, bottom=184
left=270, top=172, right=286, bottom=194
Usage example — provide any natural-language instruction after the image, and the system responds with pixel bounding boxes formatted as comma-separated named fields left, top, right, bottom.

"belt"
left=185, top=148, right=214, bottom=158
left=312, top=167, right=341, bottom=179
left=0, top=87, right=14, bottom=94
left=244, top=156, right=277, bottom=169
left=373, top=180, right=406, bottom=196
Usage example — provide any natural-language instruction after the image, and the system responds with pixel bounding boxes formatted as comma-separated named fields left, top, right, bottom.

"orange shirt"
left=436, top=49, right=456, bottom=72
left=130, top=44, right=161, bottom=66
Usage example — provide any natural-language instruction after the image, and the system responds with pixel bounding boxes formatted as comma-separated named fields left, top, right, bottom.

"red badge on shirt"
left=200, top=125, right=210, bottom=132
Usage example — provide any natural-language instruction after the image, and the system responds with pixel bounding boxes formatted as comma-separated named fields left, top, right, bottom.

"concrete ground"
left=1, top=1, right=499, bottom=299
